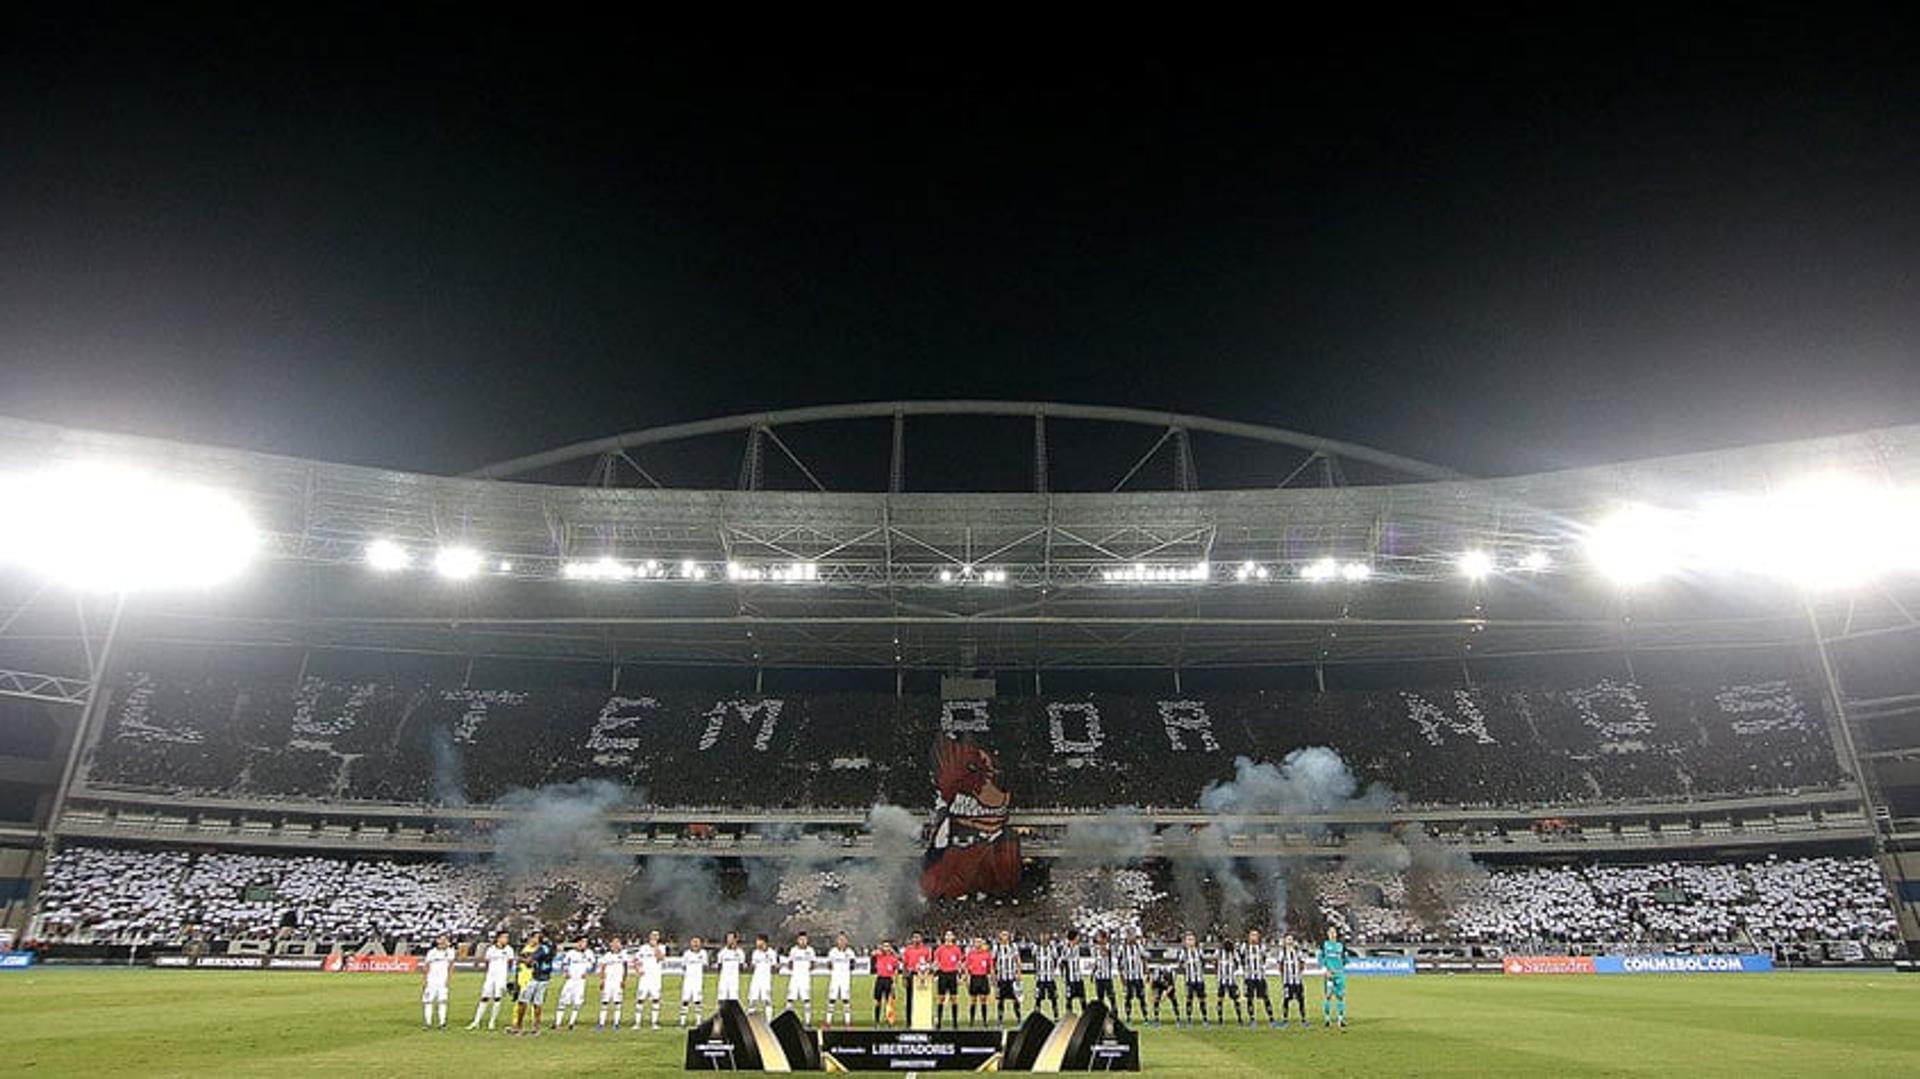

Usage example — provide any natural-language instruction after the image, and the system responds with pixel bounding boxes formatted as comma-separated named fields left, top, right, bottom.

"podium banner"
left=820, top=1030, right=1003, bottom=1071
left=683, top=1004, right=1139, bottom=1071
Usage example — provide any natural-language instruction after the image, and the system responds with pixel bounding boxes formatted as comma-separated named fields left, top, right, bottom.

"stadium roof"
left=2, top=406, right=1918, bottom=673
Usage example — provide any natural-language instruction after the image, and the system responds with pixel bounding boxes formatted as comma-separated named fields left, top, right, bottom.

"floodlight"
left=1701, top=475, right=1915, bottom=590
left=938, top=569, right=954, bottom=584
left=433, top=546, right=482, bottom=581
left=1341, top=561, right=1372, bottom=582
left=497, top=560, right=514, bottom=573
left=0, top=464, right=260, bottom=591
left=1302, top=557, right=1339, bottom=582
left=563, top=557, right=630, bottom=581
left=1585, top=504, right=1682, bottom=586
left=365, top=539, right=411, bottom=572
left=1457, top=549, right=1494, bottom=581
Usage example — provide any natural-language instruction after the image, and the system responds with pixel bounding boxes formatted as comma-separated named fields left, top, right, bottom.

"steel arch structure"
left=464, top=399, right=1471, bottom=487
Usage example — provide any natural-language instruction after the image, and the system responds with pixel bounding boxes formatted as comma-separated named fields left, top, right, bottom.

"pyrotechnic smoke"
left=602, top=803, right=927, bottom=944
left=427, top=726, right=467, bottom=808
left=1058, top=809, right=1153, bottom=866
left=1174, top=747, right=1397, bottom=937
left=762, top=804, right=927, bottom=941
left=491, top=778, right=629, bottom=878
left=1395, top=824, right=1486, bottom=930
left=1197, top=748, right=1392, bottom=816
left=1053, top=808, right=1158, bottom=932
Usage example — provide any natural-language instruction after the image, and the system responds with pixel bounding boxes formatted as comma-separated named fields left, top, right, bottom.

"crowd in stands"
left=33, top=843, right=1897, bottom=953
left=1369, top=855, right=1899, bottom=946
left=34, top=845, right=499, bottom=944
left=84, top=672, right=1846, bottom=811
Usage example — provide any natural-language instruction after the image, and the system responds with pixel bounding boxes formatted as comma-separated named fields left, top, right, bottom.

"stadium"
left=1, top=402, right=1917, bottom=1075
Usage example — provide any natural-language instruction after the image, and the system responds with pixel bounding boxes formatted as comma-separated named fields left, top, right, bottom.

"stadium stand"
left=1330, top=855, right=1896, bottom=946
left=33, top=843, right=1897, bottom=953
left=82, top=674, right=1846, bottom=811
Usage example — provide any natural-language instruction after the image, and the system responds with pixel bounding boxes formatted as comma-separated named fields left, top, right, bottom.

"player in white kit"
left=635, top=930, right=666, bottom=1030
left=469, top=930, right=515, bottom=1029
left=715, top=932, right=746, bottom=1005
left=748, top=933, right=778, bottom=1021
left=554, top=936, right=594, bottom=1030
left=596, top=936, right=629, bottom=1030
left=679, top=936, right=711, bottom=1027
left=420, top=933, right=455, bottom=1029
left=825, top=933, right=857, bottom=1028
left=785, top=931, right=817, bottom=1025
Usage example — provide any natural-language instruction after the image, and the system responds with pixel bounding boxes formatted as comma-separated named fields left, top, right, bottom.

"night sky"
left=3, top=8, right=1917, bottom=484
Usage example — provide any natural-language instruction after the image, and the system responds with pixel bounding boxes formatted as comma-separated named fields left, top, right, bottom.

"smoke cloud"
left=1396, top=824, right=1487, bottom=930
left=491, top=778, right=629, bottom=879
left=1173, top=747, right=1399, bottom=938
left=476, top=748, right=1478, bottom=945
left=1050, top=808, right=1158, bottom=936
left=427, top=727, right=467, bottom=808
left=1198, top=747, right=1391, bottom=816
left=1058, top=809, right=1153, bottom=867
left=600, top=803, right=927, bottom=944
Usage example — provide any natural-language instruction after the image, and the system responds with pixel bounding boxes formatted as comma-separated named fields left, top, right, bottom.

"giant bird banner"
left=921, top=736, right=1020, bottom=898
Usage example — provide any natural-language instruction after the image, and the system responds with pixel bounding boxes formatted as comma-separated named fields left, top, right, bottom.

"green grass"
left=2, top=968, right=1916, bottom=1076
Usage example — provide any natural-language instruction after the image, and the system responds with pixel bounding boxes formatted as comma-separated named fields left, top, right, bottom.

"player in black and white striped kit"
left=1277, top=934, right=1309, bottom=1028
left=1032, top=932, right=1062, bottom=1019
left=1090, top=931, right=1117, bottom=1009
left=1114, top=933, right=1148, bottom=1025
left=1148, top=950, right=1178, bottom=1028
left=1175, top=932, right=1208, bottom=1027
left=992, top=931, right=1024, bottom=1026
left=1238, top=930, right=1277, bottom=1027
left=1061, top=932, right=1088, bottom=1014
left=1214, top=939, right=1246, bottom=1026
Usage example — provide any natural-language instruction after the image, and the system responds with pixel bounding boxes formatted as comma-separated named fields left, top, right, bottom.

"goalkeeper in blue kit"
left=1319, top=926, right=1347, bottom=1030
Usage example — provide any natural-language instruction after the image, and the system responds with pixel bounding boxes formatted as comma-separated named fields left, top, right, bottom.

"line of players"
left=415, top=924, right=1352, bottom=1034
left=1015, top=926, right=1351, bottom=1033
left=420, top=928, right=874, bottom=1034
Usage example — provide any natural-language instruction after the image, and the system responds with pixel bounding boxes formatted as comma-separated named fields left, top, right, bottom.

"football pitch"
left=2, top=969, right=1916, bottom=1077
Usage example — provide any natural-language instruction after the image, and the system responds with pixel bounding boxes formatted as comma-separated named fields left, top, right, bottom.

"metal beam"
left=0, top=668, right=92, bottom=707
left=889, top=408, right=905, bottom=494
left=467, top=400, right=1469, bottom=481
left=45, top=593, right=126, bottom=853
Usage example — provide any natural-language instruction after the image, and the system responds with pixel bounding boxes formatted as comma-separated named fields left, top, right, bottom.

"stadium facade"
left=0, top=403, right=1916, bottom=953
